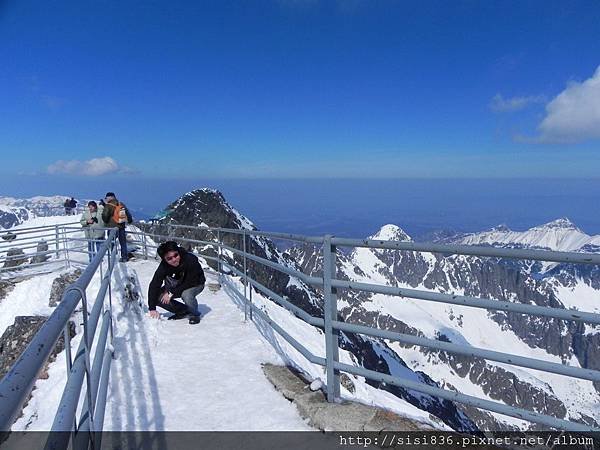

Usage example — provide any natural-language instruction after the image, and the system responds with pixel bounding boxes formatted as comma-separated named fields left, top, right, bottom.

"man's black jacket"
left=147, top=251, right=206, bottom=311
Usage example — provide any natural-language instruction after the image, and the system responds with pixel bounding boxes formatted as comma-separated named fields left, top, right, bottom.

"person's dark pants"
left=181, top=285, right=204, bottom=317
left=158, top=285, right=204, bottom=317
left=117, top=226, right=128, bottom=261
left=157, top=298, right=188, bottom=316
left=87, top=238, right=105, bottom=263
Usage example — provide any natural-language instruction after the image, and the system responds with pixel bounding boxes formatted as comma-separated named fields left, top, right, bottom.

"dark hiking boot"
left=188, top=315, right=201, bottom=325
left=168, top=312, right=187, bottom=321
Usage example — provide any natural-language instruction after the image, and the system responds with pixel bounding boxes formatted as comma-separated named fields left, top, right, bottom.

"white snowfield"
left=458, top=218, right=600, bottom=252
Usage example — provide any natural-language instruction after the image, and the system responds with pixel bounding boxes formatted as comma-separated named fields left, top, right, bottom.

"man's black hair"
left=157, top=241, right=180, bottom=259
left=105, top=192, right=116, bottom=198
left=88, top=200, right=97, bottom=207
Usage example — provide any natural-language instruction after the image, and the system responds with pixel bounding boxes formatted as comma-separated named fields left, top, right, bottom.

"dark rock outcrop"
left=48, top=269, right=83, bottom=307
left=30, top=240, right=50, bottom=265
left=3, top=248, right=27, bottom=269
left=0, top=316, right=76, bottom=381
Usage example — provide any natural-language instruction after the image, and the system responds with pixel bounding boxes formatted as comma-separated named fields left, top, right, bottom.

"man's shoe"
left=188, top=315, right=201, bottom=325
left=168, top=312, right=187, bottom=321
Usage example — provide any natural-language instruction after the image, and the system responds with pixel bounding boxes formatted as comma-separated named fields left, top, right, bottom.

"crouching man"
left=148, top=241, right=205, bottom=324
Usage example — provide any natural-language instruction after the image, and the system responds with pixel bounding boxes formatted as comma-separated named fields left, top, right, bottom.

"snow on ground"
left=103, top=259, right=312, bottom=431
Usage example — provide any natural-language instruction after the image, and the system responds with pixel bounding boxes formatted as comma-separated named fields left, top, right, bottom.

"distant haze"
left=1, top=177, right=598, bottom=239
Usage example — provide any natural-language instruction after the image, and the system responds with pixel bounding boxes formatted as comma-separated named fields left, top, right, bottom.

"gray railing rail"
left=138, top=222, right=600, bottom=432
left=0, top=228, right=119, bottom=447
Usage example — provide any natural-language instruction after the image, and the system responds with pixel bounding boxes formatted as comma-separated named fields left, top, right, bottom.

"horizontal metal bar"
left=220, top=242, right=322, bottom=287
left=0, top=222, right=78, bottom=236
left=0, top=259, right=67, bottom=275
left=214, top=227, right=324, bottom=244
left=78, top=311, right=112, bottom=434
left=331, top=237, right=600, bottom=265
left=221, top=260, right=324, bottom=328
left=140, top=222, right=324, bottom=244
left=223, top=278, right=325, bottom=366
left=331, top=279, right=600, bottom=325
left=93, top=348, right=114, bottom=433
left=334, top=320, right=600, bottom=382
left=334, top=361, right=597, bottom=432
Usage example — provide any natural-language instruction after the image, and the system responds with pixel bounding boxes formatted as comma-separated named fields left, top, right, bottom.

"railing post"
left=323, top=234, right=340, bottom=402
left=217, top=229, right=222, bottom=279
left=142, top=230, right=148, bottom=260
left=55, top=224, right=60, bottom=259
left=243, top=230, right=248, bottom=321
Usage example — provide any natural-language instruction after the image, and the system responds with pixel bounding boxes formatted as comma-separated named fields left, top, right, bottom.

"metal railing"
left=133, top=223, right=600, bottom=432
left=0, top=228, right=119, bottom=449
left=0, top=223, right=84, bottom=277
left=2, top=220, right=600, bottom=436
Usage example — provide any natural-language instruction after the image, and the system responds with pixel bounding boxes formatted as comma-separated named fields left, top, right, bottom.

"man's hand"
left=160, top=291, right=172, bottom=304
left=149, top=310, right=160, bottom=319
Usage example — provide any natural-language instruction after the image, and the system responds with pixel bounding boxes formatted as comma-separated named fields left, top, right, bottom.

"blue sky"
left=1, top=0, right=600, bottom=183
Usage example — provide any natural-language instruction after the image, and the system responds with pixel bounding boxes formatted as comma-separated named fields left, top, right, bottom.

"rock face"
left=0, top=209, right=30, bottom=230
left=30, top=240, right=50, bottom=265
left=48, top=269, right=83, bottom=307
left=0, top=280, right=15, bottom=301
left=3, top=248, right=28, bottom=269
left=0, top=316, right=76, bottom=381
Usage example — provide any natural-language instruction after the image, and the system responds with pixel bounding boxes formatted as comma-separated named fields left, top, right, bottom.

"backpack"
left=112, top=203, right=128, bottom=224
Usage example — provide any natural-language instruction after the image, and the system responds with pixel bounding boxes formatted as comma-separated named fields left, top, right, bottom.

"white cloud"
left=489, top=93, right=545, bottom=112
left=47, top=157, right=120, bottom=176
left=537, top=65, right=600, bottom=143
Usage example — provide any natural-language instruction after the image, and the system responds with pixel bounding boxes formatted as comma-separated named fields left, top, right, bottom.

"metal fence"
left=134, top=223, right=600, bottom=432
left=2, top=221, right=600, bottom=437
left=0, top=228, right=119, bottom=450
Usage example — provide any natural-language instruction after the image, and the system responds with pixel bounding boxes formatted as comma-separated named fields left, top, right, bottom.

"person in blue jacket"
left=147, top=241, right=205, bottom=324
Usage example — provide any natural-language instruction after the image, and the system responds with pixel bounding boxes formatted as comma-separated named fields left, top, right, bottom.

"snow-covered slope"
left=292, top=221, right=600, bottom=430
left=457, top=218, right=600, bottom=252
left=0, top=196, right=81, bottom=229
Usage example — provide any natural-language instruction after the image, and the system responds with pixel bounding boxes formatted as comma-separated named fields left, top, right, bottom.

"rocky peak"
left=491, top=224, right=511, bottom=232
left=535, top=217, right=579, bottom=231
left=163, top=188, right=256, bottom=231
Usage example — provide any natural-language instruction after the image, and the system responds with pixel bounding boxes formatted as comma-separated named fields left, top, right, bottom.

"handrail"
left=0, top=228, right=119, bottom=447
left=2, top=219, right=599, bottom=435
left=154, top=222, right=600, bottom=432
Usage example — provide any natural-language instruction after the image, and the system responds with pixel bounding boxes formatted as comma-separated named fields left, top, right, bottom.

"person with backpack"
left=148, top=241, right=205, bottom=325
left=80, top=200, right=106, bottom=262
left=102, top=192, right=133, bottom=262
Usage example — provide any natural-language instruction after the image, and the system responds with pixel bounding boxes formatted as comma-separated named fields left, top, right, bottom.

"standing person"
left=80, top=201, right=105, bottom=262
left=63, top=198, right=72, bottom=215
left=148, top=241, right=205, bottom=324
left=102, top=192, right=133, bottom=262
left=69, top=197, right=78, bottom=215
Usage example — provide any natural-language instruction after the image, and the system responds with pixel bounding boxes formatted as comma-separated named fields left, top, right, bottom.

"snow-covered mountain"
left=0, top=196, right=77, bottom=229
left=455, top=218, right=600, bottom=252
left=289, top=219, right=600, bottom=430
